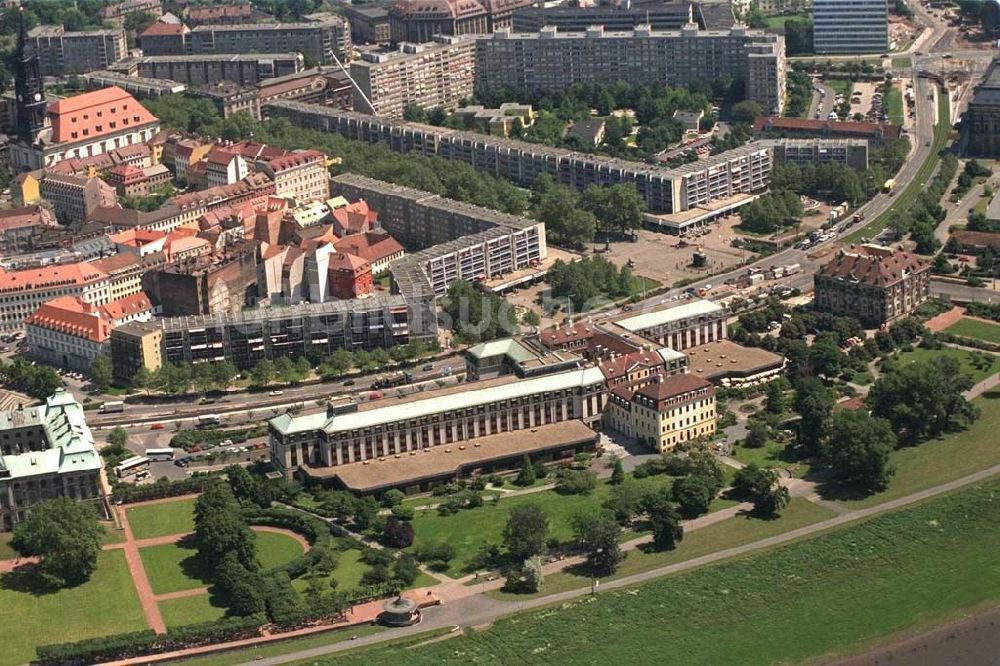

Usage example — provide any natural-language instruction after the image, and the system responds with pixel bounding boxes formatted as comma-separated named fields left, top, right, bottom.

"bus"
left=100, top=401, right=125, bottom=413
left=197, top=414, right=221, bottom=427
left=114, top=456, right=150, bottom=478
left=145, top=448, right=175, bottom=462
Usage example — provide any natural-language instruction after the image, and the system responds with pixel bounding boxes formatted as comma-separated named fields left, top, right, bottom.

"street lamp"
left=591, top=547, right=603, bottom=595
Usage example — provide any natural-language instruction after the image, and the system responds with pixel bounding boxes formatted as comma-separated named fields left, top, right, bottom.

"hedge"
left=111, top=473, right=223, bottom=504
left=35, top=614, right=266, bottom=665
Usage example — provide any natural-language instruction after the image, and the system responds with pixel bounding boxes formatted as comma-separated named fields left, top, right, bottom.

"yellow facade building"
left=604, top=373, right=716, bottom=452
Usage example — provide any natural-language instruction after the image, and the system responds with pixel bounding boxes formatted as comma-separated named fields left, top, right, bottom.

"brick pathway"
left=117, top=504, right=167, bottom=634
left=924, top=306, right=965, bottom=332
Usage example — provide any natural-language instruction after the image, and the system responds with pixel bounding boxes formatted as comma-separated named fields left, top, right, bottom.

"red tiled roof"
left=49, top=87, right=159, bottom=145
left=140, top=21, right=187, bottom=37
left=599, top=350, right=665, bottom=381
left=187, top=4, right=252, bottom=20
left=331, top=200, right=376, bottom=236
left=817, top=246, right=929, bottom=288
left=91, top=252, right=141, bottom=274
left=539, top=321, right=596, bottom=347
left=25, top=296, right=111, bottom=343
left=953, top=230, right=1000, bottom=251
left=0, top=205, right=55, bottom=231
left=0, top=262, right=107, bottom=293
left=266, top=149, right=324, bottom=172
left=635, top=373, right=713, bottom=402
left=100, top=292, right=152, bottom=322
left=332, top=231, right=403, bottom=264
left=329, top=252, right=370, bottom=273
left=752, top=116, right=901, bottom=141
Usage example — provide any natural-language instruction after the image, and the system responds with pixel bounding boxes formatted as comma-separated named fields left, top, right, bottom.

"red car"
left=149, top=423, right=165, bottom=430
left=369, top=392, right=382, bottom=401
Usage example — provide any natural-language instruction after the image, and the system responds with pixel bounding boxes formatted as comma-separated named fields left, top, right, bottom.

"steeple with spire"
left=14, top=8, right=47, bottom=145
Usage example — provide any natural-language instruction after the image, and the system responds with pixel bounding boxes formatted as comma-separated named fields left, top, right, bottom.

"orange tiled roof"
left=0, top=262, right=108, bottom=294
left=332, top=231, right=403, bottom=264
left=817, top=246, right=929, bottom=288
left=25, top=296, right=111, bottom=343
left=140, top=21, right=188, bottom=37
left=100, top=292, right=152, bottom=321
left=634, top=373, right=713, bottom=402
left=266, top=149, right=324, bottom=172
left=49, top=87, right=159, bottom=145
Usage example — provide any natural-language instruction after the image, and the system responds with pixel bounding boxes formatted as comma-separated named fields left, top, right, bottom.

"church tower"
left=14, top=9, right=47, bottom=145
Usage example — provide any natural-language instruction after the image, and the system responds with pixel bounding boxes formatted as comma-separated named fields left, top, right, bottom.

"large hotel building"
left=475, top=25, right=785, bottom=116
left=267, top=101, right=773, bottom=214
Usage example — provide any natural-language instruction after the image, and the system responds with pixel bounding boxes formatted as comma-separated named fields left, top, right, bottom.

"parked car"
left=269, top=390, right=284, bottom=396
left=150, top=423, right=165, bottom=430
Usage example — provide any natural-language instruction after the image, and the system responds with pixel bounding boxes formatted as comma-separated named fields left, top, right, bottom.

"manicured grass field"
left=889, top=346, right=999, bottom=383
left=0, top=550, right=148, bottom=666
left=891, top=57, right=912, bottom=70
left=834, top=390, right=1000, bottom=509
left=765, top=13, right=808, bottom=27
left=291, top=546, right=437, bottom=594
left=487, top=497, right=836, bottom=601
left=140, top=541, right=212, bottom=596
left=318, top=479, right=1000, bottom=665
left=825, top=78, right=854, bottom=98
left=161, top=625, right=387, bottom=666
left=126, top=497, right=197, bottom=540
left=409, top=475, right=682, bottom=577
left=944, top=317, right=1000, bottom=344
left=159, top=593, right=227, bottom=628
left=102, top=522, right=127, bottom=545
left=885, top=87, right=904, bottom=125
left=255, top=530, right=306, bottom=571
left=732, top=439, right=792, bottom=470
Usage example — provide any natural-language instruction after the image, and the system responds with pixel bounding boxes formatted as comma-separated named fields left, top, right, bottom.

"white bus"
left=114, top=455, right=150, bottom=478
left=101, top=401, right=125, bottom=413
left=145, top=448, right=175, bottom=462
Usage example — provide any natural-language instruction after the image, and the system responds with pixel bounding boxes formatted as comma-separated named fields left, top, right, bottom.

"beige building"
left=0, top=261, right=111, bottom=331
left=611, top=299, right=728, bottom=351
left=351, top=37, right=476, bottom=118
left=814, top=244, right=931, bottom=326
left=257, top=150, right=329, bottom=203
left=605, top=372, right=716, bottom=452
left=109, top=323, right=163, bottom=383
left=38, top=173, right=118, bottom=224
left=27, top=26, right=127, bottom=76
left=475, top=25, right=785, bottom=116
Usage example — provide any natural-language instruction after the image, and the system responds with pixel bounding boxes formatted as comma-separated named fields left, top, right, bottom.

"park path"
left=117, top=504, right=167, bottom=635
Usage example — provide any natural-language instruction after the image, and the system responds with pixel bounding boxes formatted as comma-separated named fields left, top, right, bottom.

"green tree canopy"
left=12, top=498, right=103, bottom=587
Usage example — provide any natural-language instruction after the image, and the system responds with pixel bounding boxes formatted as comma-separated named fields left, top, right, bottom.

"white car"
left=269, top=390, right=284, bottom=396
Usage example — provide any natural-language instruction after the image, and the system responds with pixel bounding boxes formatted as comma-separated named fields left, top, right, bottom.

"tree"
left=12, top=498, right=103, bottom=587
left=580, top=184, right=646, bottom=236
left=131, top=366, right=154, bottom=395
left=107, top=426, right=128, bottom=451
left=822, top=411, right=897, bottom=492
left=194, top=483, right=257, bottom=570
left=572, top=512, right=623, bottom=576
left=211, top=361, right=238, bottom=390
left=794, top=377, right=836, bottom=455
left=610, top=457, right=625, bottom=485
left=381, top=489, right=405, bottom=508
left=522, top=310, right=540, bottom=327
left=868, top=356, right=977, bottom=442
left=502, top=503, right=550, bottom=560
left=250, top=359, right=276, bottom=387
left=554, top=468, right=598, bottom=495
left=733, top=464, right=789, bottom=517
left=504, top=555, right=543, bottom=593
left=320, top=349, right=354, bottom=378
left=382, top=517, right=415, bottom=548
left=602, top=479, right=645, bottom=525
left=744, top=419, right=769, bottom=449
left=89, top=355, right=113, bottom=392
left=226, top=465, right=260, bottom=505
left=514, top=455, right=537, bottom=487
left=393, top=554, right=421, bottom=586
left=764, top=381, right=786, bottom=415
left=642, top=489, right=684, bottom=550
left=672, top=474, right=715, bottom=517
left=731, top=100, right=763, bottom=123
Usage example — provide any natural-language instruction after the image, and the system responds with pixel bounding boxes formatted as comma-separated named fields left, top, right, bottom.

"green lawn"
left=0, top=550, right=148, bottom=666
left=889, top=346, right=999, bottom=383
left=487, top=498, right=835, bottom=601
left=945, top=317, right=1000, bottom=344
left=832, top=390, right=1000, bottom=509
left=313, top=479, right=1000, bottom=665
left=885, top=87, right=904, bottom=125
left=0, top=533, right=16, bottom=560
left=139, top=541, right=213, bottom=596
left=844, top=91, right=951, bottom=244
left=159, top=593, right=227, bottom=628
left=891, top=57, right=912, bottom=70
left=126, top=497, right=196, bottom=540
left=825, top=78, right=854, bottom=97
left=160, top=625, right=387, bottom=666
left=409, top=475, right=684, bottom=577
left=256, top=530, right=306, bottom=571
left=102, top=522, right=127, bottom=545
left=292, top=546, right=437, bottom=594
left=732, top=439, right=793, bottom=470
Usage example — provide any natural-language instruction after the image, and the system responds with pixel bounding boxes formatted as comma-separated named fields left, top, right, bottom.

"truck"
left=784, top=263, right=801, bottom=276
left=100, top=401, right=125, bottom=413
left=371, top=371, right=412, bottom=390
left=197, top=414, right=221, bottom=427
left=883, top=178, right=896, bottom=193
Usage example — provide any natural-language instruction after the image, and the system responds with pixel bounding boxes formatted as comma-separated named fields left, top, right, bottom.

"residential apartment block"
left=965, top=58, right=1000, bottom=158
left=141, top=19, right=351, bottom=63
left=38, top=172, right=118, bottom=224
left=350, top=37, right=476, bottom=118
left=812, top=0, right=888, bottom=54
left=0, top=390, right=103, bottom=532
left=814, top=245, right=931, bottom=326
left=475, top=25, right=785, bottom=115
left=27, top=26, right=127, bottom=76
left=759, top=138, right=869, bottom=170
left=256, top=149, right=330, bottom=203
left=268, top=101, right=773, bottom=214
left=110, top=292, right=438, bottom=379
left=511, top=3, right=695, bottom=32
left=344, top=5, right=391, bottom=43
left=136, top=53, right=304, bottom=86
